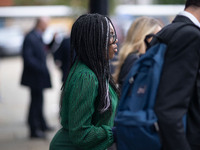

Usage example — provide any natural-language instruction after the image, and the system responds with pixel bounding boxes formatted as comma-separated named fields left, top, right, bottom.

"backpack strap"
left=145, top=34, right=163, bottom=49
left=146, top=23, right=200, bottom=49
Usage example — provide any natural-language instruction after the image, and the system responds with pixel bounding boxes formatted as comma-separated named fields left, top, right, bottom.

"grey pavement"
left=0, top=56, right=62, bottom=150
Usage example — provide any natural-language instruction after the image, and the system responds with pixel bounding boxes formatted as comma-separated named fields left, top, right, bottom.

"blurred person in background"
left=150, top=0, right=200, bottom=149
left=50, top=13, right=119, bottom=150
left=53, top=37, right=71, bottom=83
left=21, top=17, right=54, bottom=139
left=109, top=18, right=125, bottom=74
left=113, top=16, right=162, bottom=89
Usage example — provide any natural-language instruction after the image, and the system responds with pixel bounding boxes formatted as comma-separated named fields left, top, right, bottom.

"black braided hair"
left=61, top=13, right=119, bottom=114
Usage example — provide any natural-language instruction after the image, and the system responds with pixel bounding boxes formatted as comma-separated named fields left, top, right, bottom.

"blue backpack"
left=114, top=40, right=166, bottom=150
left=114, top=23, right=198, bottom=150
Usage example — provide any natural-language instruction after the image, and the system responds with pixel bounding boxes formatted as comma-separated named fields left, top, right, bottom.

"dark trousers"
left=28, top=88, right=47, bottom=134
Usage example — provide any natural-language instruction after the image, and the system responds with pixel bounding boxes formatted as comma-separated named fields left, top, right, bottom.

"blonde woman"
left=113, top=16, right=163, bottom=88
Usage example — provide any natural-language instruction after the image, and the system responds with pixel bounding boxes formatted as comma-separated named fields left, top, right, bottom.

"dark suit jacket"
left=21, top=29, right=51, bottom=89
left=152, top=15, right=200, bottom=150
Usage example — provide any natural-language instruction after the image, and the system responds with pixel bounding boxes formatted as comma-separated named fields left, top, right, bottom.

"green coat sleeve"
left=64, top=71, right=114, bottom=150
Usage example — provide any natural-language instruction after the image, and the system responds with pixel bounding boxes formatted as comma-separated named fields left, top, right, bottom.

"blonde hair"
left=113, top=16, right=162, bottom=82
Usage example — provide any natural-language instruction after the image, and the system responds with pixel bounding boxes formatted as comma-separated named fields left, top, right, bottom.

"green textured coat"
left=50, top=61, right=118, bottom=150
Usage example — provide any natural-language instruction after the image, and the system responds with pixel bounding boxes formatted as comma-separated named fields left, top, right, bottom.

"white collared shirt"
left=179, top=11, right=200, bottom=28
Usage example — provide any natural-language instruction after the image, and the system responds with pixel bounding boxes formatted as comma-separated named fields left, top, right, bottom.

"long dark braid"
left=61, top=13, right=119, bottom=114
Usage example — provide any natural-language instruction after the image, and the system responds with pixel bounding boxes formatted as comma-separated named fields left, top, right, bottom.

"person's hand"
left=55, top=60, right=62, bottom=67
left=112, top=127, right=117, bottom=143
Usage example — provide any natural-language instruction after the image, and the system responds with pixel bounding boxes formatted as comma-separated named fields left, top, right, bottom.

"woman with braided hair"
left=50, top=13, right=119, bottom=150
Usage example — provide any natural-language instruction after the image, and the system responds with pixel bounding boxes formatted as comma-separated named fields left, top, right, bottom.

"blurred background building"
left=0, top=0, right=184, bottom=56
left=0, top=0, right=14, bottom=6
left=118, top=0, right=154, bottom=4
